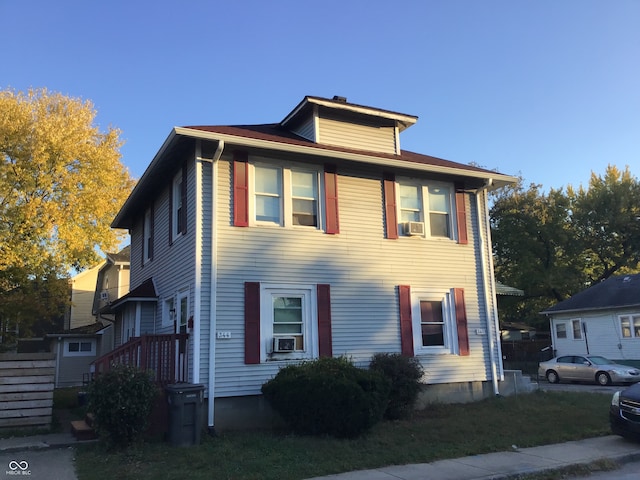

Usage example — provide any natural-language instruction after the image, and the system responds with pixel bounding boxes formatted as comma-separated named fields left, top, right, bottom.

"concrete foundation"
left=207, top=371, right=538, bottom=432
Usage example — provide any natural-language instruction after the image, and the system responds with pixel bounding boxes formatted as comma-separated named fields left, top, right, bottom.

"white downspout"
left=475, top=180, right=502, bottom=396
left=204, top=140, right=224, bottom=434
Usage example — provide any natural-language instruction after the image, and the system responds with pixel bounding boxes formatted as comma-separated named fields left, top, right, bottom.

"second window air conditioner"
left=404, top=221, right=425, bottom=236
left=273, top=337, right=296, bottom=353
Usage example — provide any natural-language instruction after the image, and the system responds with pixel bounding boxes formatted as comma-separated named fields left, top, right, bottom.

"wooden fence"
left=0, top=353, right=55, bottom=429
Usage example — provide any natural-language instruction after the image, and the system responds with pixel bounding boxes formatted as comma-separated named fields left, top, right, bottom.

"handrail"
left=91, top=333, right=189, bottom=387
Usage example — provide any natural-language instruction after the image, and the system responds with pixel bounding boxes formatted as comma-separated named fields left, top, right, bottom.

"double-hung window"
left=252, top=161, right=320, bottom=228
left=255, top=165, right=282, bottom=223
left=555, top=322, right=567, bottom=339
left=171, top=164, right=187, bottom=242
left=571, top=319, right=583, bottom=340
left=411, top=288, right=458, bottom=355
left=291, top=170, right=318, bottom=226
left=620, top=314, right=640, bottom=338
left=398, top=285, right=469, bottom=357
left=143, top=207, right=153, bottom=263
left=397, top=180, right=454, bottom=238
left=260, top=285, right=318, bottom=361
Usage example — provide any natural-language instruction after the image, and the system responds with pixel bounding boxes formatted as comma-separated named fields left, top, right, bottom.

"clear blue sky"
left=2, top=0, right=638, bottom=191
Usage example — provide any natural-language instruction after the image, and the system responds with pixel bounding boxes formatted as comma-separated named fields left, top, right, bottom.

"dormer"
left=280, top=96, right=418, bottom=155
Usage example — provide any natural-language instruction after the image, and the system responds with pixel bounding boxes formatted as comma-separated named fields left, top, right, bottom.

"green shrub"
left=369, top=353, right=424, bottom=420
left=261, top=357, right=390, bottom=438
left=87, top=365, right=158, bottom=448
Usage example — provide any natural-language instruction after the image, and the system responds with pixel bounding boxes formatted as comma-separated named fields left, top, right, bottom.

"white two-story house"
left=105, top=95, right=516, bottom=432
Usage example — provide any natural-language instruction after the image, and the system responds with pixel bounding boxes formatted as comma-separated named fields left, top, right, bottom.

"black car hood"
left=621, top=382, right=640, bottom=401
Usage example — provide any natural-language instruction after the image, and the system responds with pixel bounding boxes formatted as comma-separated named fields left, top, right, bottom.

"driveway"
left=0, top=447, right=77, bottom=480
left=537, top=379, right=628, bottom=395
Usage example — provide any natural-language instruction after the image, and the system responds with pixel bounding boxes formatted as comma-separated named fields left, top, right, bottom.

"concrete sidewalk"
left=305, top=436, right=640, bottom=480
left=1, top=433, right=639, bottom=480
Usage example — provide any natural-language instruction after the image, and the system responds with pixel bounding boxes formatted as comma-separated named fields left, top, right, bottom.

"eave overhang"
left=113, top=126, right=517, bottom=230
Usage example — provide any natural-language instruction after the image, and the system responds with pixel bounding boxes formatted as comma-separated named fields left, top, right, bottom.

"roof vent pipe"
left=332, top=95, right=347, bottom=103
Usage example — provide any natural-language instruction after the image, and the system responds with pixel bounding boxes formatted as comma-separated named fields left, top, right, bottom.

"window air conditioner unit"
left=404, top=221, right=425, bottom=236
left=273, top=337, right=296, bottom=353
left=100, top=291, right=109, bottom=301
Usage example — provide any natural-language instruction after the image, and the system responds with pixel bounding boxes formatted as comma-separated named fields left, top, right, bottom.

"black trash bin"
left=165, top=383, right=205, bottom=447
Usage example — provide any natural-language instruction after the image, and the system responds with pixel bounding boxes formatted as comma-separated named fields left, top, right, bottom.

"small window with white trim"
left=177, top=288, right=189, bottom=334
left=64, top=339, right=96, bottom=357
left=411, top=288, right=458, bottom=355
left=143, top=207, right=153, bottom=263
left=571, top=319, right=582, bottom=340
left=620, top=314, right=640, bottom=338
left=260, top=284, right=317, bottom=362
left=555, top=322, right=567, bottom=339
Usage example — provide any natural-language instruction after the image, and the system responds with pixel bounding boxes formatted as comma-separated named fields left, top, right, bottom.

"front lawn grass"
left=74, top=390, right=613, bottom=480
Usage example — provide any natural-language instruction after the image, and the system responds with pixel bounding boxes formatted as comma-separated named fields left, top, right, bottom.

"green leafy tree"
left=491, top=166, right=640, bottom=330
left=571, top=166, right=640, bottom=282
left=0, top=88, right=135, bottom=337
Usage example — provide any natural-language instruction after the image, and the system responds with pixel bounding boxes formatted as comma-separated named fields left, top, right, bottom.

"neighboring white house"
left=541, top=274, right=640, bottom=364
left=109, top=95, right=517, bottom=431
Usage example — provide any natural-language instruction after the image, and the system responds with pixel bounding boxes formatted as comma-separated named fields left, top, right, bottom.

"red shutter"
left=398, top=285, right=414, bottom=356
left=317, top=284, right=332, bottom=357
left=383, top=173, right=398, bottom=239
left=455, top=183, right=468, bottom=245
left=324, top=164, right=340, bottom=234
left=234, top=151, right=249, bottom=227
left=454, top=288, right=470, bottom=356
left=244, top=282, right=260, bottom=364
left=180, top=162, right=188, bottom=235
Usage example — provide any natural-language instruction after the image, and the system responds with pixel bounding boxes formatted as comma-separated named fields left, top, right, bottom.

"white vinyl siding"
left=212, top=157, right=494, bottom=397
left=551, top=310, right=640, bottom=360
left=290, top=116, right=316, bottom=142
left=317, top=115, right=398, bottom=154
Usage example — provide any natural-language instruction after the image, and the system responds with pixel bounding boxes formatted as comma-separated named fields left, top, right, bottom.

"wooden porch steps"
left=70, top=413, right=97, bottom=441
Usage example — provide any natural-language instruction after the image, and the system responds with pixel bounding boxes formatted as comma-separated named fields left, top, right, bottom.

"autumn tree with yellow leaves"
left=0, top=88, right=135, bottom=341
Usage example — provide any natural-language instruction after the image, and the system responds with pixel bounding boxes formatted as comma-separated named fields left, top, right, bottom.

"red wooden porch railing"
left=91, top=333, right=189, bottom=387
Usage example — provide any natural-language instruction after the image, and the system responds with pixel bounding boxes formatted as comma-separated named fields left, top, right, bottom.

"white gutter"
left=475, top=180, right=502, bottom=396
left=202, top=139, right=225, bottom=434
left=173, top=127, right=517, bottom=188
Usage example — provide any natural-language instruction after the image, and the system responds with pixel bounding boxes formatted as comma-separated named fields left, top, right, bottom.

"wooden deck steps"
left=70, top=412, right=97, bottom=441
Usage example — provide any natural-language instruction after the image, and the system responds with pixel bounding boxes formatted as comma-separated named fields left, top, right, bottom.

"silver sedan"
left=538, top=355, right=640, bottom=386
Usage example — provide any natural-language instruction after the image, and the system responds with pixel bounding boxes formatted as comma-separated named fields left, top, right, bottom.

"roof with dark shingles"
left=102, top=278, right=157, bottom=313
left=541, top=274, right=640, bottom=314
left=183, top=124, right=498, bottom=176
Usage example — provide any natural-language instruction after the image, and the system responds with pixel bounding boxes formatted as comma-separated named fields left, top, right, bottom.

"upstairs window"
left=234, top=152, right=338, bottom=233
left=143, top=206, right=153, bottom=264
left=255, top=165, right=282, bottom=224
left=252, top=161, right=319, bottom=228
left=170, top=163, right=187, bottom=243
left=397, top=180, right=454, bottom=239
left=291, top=170, right=318, bottom=226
